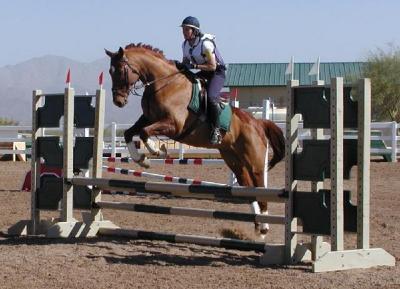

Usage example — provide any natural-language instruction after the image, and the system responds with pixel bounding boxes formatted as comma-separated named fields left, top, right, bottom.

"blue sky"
left=0, top=0, right=399, bottom=67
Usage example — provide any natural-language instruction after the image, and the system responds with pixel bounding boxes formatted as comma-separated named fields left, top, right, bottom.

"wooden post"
left=310, top=81, right=325, bottom=259
left=357, top=78, right=371, bottom=249
left=91, top=88, right=106, bottom=221
left=285, top=79, right=300, bottom=262
left=61, top=87, right=75, bottom=222
left=391, top=121, right=397, bottom=163
left=30, top=90, right=42, bottom=234
left=330, top=77, right=344, bottom=251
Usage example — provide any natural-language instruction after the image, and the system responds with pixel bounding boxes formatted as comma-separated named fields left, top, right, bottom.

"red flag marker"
left=98, top=71, right=104, bottom=87
left=65, top=68, right=71, bottom=87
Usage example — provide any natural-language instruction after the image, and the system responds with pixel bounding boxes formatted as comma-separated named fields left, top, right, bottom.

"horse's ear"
left=104, top=49, right=114, bottom=58
left=118, top=47, right=125, bottom=57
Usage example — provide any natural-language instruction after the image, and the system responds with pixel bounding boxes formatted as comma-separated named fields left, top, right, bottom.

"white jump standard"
left=8, top=78, right=395, bottom=273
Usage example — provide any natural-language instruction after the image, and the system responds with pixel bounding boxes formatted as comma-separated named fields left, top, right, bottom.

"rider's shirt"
left=182, top=33, right=225, bottom=66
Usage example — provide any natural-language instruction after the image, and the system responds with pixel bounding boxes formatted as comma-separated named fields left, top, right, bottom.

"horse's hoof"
left=135, top=154, right=150, bottom=169
left=138, top=159, right=150, bottom=169
left=256, top=228, right=269, bottom=240
left=158, top=144, right=168, bottom=158
left=254, top=223, right=269, bottom=240
left=259, top=233, right=267, bottom=240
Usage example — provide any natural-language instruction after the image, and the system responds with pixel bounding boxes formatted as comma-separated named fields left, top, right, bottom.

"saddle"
left=179, top=69, right=207, bottom=99
left=180, top=69, right=220, bottom=114
left=173, top=68, right=232, bottom=141
left=186, top=78, right=231, bottom=131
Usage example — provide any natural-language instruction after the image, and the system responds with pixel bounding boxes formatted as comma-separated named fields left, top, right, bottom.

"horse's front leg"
left=124, top=115, right=151, bottom=168
left=140, top=118, right=176, bottom=158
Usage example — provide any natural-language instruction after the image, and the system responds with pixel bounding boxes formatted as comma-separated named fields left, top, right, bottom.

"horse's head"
left=105, top=47, right=141, bottom=107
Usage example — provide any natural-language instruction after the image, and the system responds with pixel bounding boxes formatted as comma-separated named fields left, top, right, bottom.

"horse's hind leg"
left=243, top=146, right=270, bottom=236
left=219, top=149, right=269, bottom=236
left=230, top=138, right=270, bottom=237
left=248, top=150, right=270, bottom=237
left=219, top=149, right=255, bottom=186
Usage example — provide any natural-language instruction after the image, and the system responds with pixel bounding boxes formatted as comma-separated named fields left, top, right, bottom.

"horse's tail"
left=259, top=119, right=285, bottom=170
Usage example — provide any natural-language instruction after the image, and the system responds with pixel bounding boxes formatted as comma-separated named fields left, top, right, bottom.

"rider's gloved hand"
left=175, top=60, right=195, bottom=70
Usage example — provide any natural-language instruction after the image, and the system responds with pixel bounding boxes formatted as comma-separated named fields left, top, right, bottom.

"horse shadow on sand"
left=0, top=232, right=309, bottom=271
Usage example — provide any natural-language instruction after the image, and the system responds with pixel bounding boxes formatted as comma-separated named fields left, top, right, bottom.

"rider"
left=178, top=16, right=226, bottom=145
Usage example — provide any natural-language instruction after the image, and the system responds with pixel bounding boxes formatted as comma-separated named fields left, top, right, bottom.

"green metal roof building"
left=224, top=62, right=365, bottom=107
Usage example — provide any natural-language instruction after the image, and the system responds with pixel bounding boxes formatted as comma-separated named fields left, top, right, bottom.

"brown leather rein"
left=115, top=60, right=184, bottom=98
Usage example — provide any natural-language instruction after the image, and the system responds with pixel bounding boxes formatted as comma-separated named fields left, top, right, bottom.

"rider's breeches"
left=197, top=69, right=226, bottom=103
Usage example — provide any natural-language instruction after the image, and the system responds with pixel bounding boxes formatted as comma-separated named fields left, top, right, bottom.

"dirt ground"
left=0, top=159, right=398, bottom=289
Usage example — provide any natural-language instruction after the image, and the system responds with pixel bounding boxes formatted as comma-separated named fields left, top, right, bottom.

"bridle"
left=112, top=59, right=183, bottom=99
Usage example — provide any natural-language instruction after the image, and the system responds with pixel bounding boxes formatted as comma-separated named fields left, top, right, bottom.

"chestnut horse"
left=105, top=43, right=285, bottom=236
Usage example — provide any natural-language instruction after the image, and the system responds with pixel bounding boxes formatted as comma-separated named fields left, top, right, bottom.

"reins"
left=121, top=60, right=184, bottom=97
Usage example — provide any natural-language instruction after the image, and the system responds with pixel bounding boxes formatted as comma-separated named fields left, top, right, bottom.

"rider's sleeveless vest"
left=182, top=33, right=225, bottom=67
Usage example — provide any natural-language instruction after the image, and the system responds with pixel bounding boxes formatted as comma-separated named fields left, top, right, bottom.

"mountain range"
left=0, top=55, right=142, bottom=125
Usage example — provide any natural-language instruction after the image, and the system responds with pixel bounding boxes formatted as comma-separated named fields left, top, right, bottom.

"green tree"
left=0, top=117, right=19, bottom=125
left=363, top=44, right=400, bottom=122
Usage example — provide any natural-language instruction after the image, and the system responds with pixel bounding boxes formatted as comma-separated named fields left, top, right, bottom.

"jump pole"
left=70, top=177, right=287, bottom=203
left=99, top=228, right=275, bottom=253
left=96, top=201, right=286, bottom=225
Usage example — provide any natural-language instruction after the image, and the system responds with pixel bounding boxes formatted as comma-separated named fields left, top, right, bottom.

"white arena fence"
left=0, top=110, right=399, bottom=162
left=103, top=121, right=400, bottom=162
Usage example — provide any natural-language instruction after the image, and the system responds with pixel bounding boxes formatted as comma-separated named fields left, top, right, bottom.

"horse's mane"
left=125, top=43, right=171, bottom=63
left=124, top=42, right=195, bottom=81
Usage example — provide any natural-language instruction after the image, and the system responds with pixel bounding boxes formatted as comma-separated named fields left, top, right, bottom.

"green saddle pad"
left=187, top=80, right=232, bottom=132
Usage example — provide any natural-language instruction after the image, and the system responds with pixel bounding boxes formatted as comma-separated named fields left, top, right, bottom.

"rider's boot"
left=207, top=100, right=222, bottom=145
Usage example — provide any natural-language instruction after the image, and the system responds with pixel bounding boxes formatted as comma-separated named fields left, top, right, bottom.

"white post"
left=285, top=79, right=300, bottom=263
left=330, top=77, right=344, bottom=251
left=285, top=56, right=295, bottom=81
left=178, top=142, right=184, bottom=159
left=357, top=78, right=371, bottom=249
left=391, top=121, right=397, bottom=162
left=310, top=82, right=325, bottom=257
left=290, top=56, right=294, bottom=81
left=30, top=90, right=42, bottom=234
left=311, top=81, right=324, bottom=192
left=111, top=122, right=117, bottom=157
left=62, top=87, right=75, bottom=222
left=230, top=100, right=239, bottom=108
left=39, top=96, right=46, bottom=139
left=91, top=88, right=106, bottom=221
left=262, top=99, right=270, bottom=120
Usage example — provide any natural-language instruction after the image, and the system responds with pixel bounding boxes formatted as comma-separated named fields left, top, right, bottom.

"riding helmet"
left=181, top=16, right=200, bottom=30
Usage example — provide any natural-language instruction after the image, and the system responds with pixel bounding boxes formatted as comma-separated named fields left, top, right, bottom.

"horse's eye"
left=109, top=66, right=115, bottom=74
